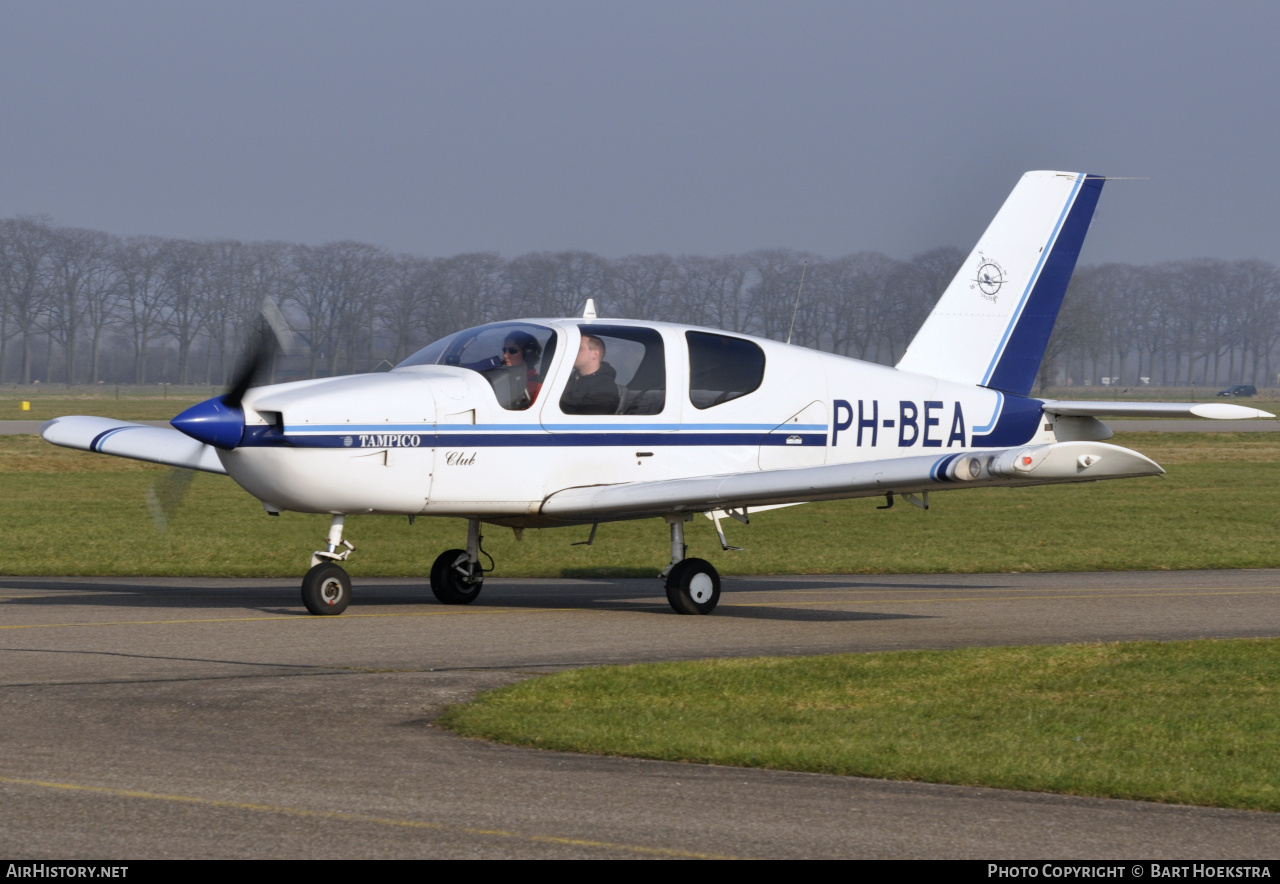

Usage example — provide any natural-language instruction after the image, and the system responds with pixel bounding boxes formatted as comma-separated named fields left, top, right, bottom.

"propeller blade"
left=145, top=468, right=195, bottom=533
left=223, top=320, right=274, bottom=409
left=222, top=300, right=294, bottom=409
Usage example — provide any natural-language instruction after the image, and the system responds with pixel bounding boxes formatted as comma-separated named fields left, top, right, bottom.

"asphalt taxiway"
left=2, top=570, right=1278, bottom=859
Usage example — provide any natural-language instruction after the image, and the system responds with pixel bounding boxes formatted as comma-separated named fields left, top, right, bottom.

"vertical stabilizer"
left=896, top=171, right=1103, bottom=395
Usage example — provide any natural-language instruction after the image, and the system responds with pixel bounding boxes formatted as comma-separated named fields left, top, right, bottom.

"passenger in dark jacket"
left=560, top=334, right=621, bottom=414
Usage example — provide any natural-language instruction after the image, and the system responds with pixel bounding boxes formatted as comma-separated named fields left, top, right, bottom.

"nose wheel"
left=301, top=514, right=355, bottom=616
left=301, top=561, right=352, bottom=615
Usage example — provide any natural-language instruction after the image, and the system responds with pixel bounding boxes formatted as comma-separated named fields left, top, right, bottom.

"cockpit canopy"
left=397, top=322, right=557, bottom=411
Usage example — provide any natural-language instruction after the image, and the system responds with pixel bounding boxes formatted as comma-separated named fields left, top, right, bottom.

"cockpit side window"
left=397, top=322, right=557, bottom=411
left=687, top=331, right=765, bottom=409
left=560, top=325, right=666, bottom=416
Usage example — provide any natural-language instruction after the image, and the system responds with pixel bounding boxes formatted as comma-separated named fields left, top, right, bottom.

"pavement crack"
left=0, top=646, right=332, bottom=669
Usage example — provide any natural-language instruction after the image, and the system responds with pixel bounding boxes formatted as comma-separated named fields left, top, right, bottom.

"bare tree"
left=603, top=254, right=677, bottom=320
left=820, top=252, right=901, bottom=361
left=380, top=255, right=434, bottom=364
left=113, top=237, right=169, bottom=384
left=158, top=239, right=209, bottom=385
left=506, top=251, right=604, bottom=320
left=290, top=242, right=391, bottom=378
left=0, top=217, right=54, bottom=383
left=202, top=240, right=294, bottom=384
left=743, top=249, right=814, bottom=342
left=44, top=226, right=115, bottom=384
left=673, top=255, right=750, bottom=332
left=443, top=252, right=510, bottom=328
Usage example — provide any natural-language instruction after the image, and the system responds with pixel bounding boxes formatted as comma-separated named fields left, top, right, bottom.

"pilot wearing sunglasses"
left=501, top=331, right=543, bottom=407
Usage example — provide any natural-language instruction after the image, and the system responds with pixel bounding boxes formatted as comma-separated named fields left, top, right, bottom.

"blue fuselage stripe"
left=970, top=391, right=1004, bottom=434
left=256, top=432, right=831, bottom=449
left=287, top=423, right=829, bottom=433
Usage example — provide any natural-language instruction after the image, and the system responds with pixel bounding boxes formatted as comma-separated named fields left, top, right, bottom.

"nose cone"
left=171, top=396, right=246, bottom=450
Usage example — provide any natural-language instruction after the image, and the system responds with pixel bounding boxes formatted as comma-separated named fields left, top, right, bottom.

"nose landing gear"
left=301, top=515, right=355, bottom=616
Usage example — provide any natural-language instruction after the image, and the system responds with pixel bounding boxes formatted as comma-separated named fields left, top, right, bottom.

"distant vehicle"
left=1217, top=385, right=1258, bottom=398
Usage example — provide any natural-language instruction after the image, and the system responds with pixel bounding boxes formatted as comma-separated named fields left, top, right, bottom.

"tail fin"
left=896, top=171, right=1103, bottom=395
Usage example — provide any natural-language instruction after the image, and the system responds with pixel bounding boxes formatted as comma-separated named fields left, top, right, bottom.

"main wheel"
left=665, top=557, right=720, bottom=615
left=301, top=562, right=352, bottom=616
left=430, top=548, right=484, bottom=605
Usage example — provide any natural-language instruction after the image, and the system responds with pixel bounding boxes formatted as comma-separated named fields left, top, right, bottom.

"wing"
left=540, top=440, right=1162, bottom=521
left=41, top=416, right=227, bottom=475
left=1041, top=400, right=1274, bottom=420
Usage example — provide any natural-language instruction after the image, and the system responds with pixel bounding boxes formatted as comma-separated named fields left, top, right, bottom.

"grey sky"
left=2, top=1, right=1277, bottom=266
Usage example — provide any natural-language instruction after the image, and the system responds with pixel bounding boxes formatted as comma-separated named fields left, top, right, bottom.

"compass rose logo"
left=970, top=254, right=1006, bottom=303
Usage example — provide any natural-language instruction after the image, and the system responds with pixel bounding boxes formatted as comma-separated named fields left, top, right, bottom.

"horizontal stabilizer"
left=41, top=416, right=227, bottom=474
left=1042, top=401, right=1275, bottom=420
left=540, top=441, right=1162, bottom=521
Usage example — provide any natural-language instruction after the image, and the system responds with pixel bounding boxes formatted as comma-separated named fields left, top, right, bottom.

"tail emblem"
left=972, top=253, right=1007, bottom=302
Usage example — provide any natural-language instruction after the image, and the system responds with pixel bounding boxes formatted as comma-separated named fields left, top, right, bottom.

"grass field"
left=440, top=639, right=1280, bottom=811
left=0, top=430, right=1276, bottom=577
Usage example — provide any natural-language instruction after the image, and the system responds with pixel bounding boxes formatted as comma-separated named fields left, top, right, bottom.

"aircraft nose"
left=171, top=396, right=246, bottom=450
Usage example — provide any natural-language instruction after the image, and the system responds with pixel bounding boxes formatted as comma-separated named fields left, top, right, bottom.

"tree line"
left=3, top=215, right=1278, bottom=390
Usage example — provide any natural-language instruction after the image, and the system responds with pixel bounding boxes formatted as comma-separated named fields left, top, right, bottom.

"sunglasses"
left=504, top=346, right=522, bottom=355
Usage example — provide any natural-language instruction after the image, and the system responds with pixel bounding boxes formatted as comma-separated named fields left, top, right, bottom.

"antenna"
left=582, top=298, right=598, bottom=320
left=785, top=261, right=808, bottom=346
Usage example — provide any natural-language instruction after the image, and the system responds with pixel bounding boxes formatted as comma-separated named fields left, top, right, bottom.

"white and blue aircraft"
left=41, top=171, right=1273, bottom=616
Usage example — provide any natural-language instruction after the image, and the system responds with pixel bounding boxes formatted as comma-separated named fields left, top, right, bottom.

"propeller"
left=150, top=300, right=295, bottom=532
left=171, top=300, right=294, bottom=450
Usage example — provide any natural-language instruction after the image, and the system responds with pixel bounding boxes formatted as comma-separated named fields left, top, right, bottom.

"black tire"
left=301, top=562, right=352, bottom=616
left=430, top=548, right=483, bottom=605
left=665, top=557, right=720, bottom=615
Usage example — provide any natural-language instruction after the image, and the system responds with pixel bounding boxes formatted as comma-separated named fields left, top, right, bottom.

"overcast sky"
left=1, top=1, right=1277, bottom=266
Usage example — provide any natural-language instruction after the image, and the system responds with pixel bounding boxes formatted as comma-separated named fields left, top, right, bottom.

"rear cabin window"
left=687, top=331, right=765, bottom=409
left=560, top=325, right=666, bottom=416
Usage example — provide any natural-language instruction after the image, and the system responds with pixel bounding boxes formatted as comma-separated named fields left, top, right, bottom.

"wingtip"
left=1189, top=403, right=1276, bottom=420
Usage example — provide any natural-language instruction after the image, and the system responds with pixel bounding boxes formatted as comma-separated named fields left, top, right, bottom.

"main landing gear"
left=662, top=515, right=721, bottom=615
left=301, top=515, right=355, bottom=615
left=430, top=519, right=486, bottom=605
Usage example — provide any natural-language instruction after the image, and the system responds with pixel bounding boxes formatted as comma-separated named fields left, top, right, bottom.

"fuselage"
left=218, top=318, right=1065, bottom=524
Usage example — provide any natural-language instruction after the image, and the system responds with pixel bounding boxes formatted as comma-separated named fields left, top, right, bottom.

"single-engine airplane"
left=42, top=171, right=1274, bottom=616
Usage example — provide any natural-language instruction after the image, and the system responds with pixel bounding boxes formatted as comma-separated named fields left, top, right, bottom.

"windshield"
left=397, top=322, right=558, bottom=411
